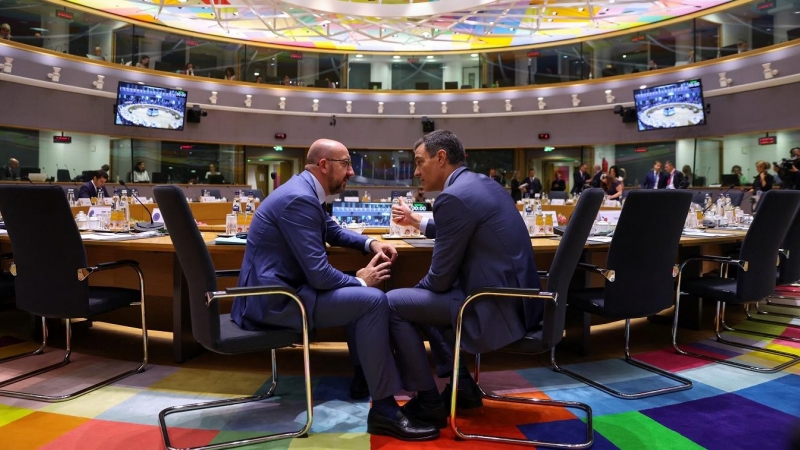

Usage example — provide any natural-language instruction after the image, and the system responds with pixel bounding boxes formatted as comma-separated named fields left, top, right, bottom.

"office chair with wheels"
left=153, top=185, right=312, bottom=450
left=449, top=188, right=604, bottom=448
left=674, top=190, right=800, bottom=373
left=0, top=185, right=147, bottom=402
left=554, top=190, right=694, bottom=399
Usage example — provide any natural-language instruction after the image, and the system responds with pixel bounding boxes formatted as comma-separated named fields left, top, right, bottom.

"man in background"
left=572, top=163, right=590, bottom=195
left=642, top=160, right=665, bottom=189
left=663, top=161, right=686, bottom=189
left=521, top=168, right=543, bottom=197
left=78, top=170, right=109, bottom=199
left=1, top=158, right=19, bottom=180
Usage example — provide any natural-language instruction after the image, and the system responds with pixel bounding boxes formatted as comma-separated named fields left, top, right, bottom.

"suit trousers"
left=313, top=286, right=402, bottom=400
left=387, top=287, right=466, bottom=392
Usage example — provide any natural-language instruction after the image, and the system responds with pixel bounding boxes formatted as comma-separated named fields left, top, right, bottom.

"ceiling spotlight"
left=622, top=54, right=627, bottom=58
left=640, top=85, right=647, bottom=89
left=426, top=55, right=434, bottom=59
left=470, top=53, right=478, bottom=57
left=393, top=55, right=400, bottom=59
left=355, top=54, right=363, bottom=58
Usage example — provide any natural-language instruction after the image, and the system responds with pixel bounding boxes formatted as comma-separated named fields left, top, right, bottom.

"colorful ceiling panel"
left=63, top=0, right=735, bottom=52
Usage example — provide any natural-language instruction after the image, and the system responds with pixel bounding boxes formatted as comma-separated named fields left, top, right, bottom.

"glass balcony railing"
left=1, top=0, right=797, bottom=91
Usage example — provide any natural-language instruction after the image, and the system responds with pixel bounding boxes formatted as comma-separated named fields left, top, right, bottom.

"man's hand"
left=370, top=240, right=398, bottom=263
left=356, top=252, right=392, bottom=287
left=391, top=197, right=421, bottom=229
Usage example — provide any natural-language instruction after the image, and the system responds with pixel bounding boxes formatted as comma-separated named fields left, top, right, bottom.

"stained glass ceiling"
left=63, top=0, right=735, bottom=52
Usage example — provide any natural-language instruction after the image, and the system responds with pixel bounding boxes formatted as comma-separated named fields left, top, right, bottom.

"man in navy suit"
left=77, top=170, right=110, bottom=198
left=232, top=139, right=439, bottom=441
left=571, top=163, right=590, bottom=195
left=387, top=130, right=541, bottom=427
left=663, top=160, right=687, bottom=189
left=641, top=161, right=665, bottom=189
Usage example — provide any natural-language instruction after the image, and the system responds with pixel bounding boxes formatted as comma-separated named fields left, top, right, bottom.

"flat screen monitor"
left=415, top=82, right=430, bottom=90
left=206, top=174, right=225, bottom=184
left=329, top=202, right=392, bottom=228
left=634, top=79, right=706, bottom=132
left=19, top=167, right=40, bottom=180
left=444, top=81, right=458, bottom=90
left=720, top=174, right=741, bottom=186
left=368, top=82, right=382, bottom=90
left=115, top=81, right=187, bottom=131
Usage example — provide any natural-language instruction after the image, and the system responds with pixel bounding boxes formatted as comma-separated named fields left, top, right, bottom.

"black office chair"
left=153, top=185, right=312, bottom=450
left=691, top=191, right=707, bottom=207
left=747, top=203, right=800, bottom=326
left=674, top=190, right=800, bottom=373
left=549, top=191, right=568, bottom=201
left=241, top=189, right=264, bottom=200
left=197, top=189, right=221, bottom=200
left=0, top=185, right=147, bottom=402
left=56, top=169, right=71, bottom=182
left=449, top=189, right=604, bottom=448
left=554, top=190, right=694, bottom=399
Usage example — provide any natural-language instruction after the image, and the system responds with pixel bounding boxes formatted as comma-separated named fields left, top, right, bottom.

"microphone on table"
left=118, top=180, right=162, bottom=232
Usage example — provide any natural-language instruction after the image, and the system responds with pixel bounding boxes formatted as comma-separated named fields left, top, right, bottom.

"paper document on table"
left=215, top=236, right=247, bottom=245
left=586, top=236, right=613, bottom=244
left=81, top=231, right=159, bottom=241
left=682, top=230, right=729, bottom=237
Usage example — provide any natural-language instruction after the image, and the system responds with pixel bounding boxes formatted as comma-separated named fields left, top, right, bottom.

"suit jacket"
left=642, top=170, right=664, bottom=189
left=521, top=177, right=543, bottom=196
left=590, top=171, right=603, bottom=188
left=231, top=170, right=370, bottom=332
left=1, top=165, right=18, bottom=180
left=665, top=170, right=685, bottom=189
left=571, top=170, right=590, bottom=194
left=420, top=167, right=541, bottom=354
left=77, top=180, right=109, bottom=198
left=550, top=179, right=566, bottom=191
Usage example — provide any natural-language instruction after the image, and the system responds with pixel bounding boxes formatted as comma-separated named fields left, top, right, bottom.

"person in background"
left=1, top=158, right=19, bottom=180
left=0, top=23, right=11, bottom=41
left=255, top=75, right=263, bottom=84
left=488, top=168, right=503, bottom=186
left=101, top=164, right=111, bottom=180
left=224, top=67, right=236, bottom=81
left=132, top=161, right=150, bottom=183
left=521, top=168, right=543, bottom=197
left=326, top=78, right=336, bottom=89
left=283, top=75, right=292, bottom=86
left=387, top=130, right=540, bottom=430
left=663, top=161, right=686, bottom=189
left=732, top=165, right=748, bottom=185
left=609, top=165, right=623, bottom=183
left=590, top=164, right=603, bottom=187
left=231, top=138, right=438, bottom=441
left=737, top=41, right=748, bottom=53
left=205, top=163, right=220, bottom=181
left=185, top=63, right=195, bottom=76
left=135, top=55, right=150, bottom=69
left=414, top=187, right=425, bottom=203
left=642, top=160, right=664, bottom=189
left=572, top=163, right=590, bottom=195
left=93, top=46, right=106, bottom=61
left=78, top=170, right=110, bottom=199
left=647, top=60, right=658, bottom=71
left=749, top=160, right=774, bottom=194
left=509, top=171, right=522, bottom=202
left=551, top=172, right=566, bottom=191
left=682, top=165, right=693, bottom=187
left=601, top=172, right=623, bottom=201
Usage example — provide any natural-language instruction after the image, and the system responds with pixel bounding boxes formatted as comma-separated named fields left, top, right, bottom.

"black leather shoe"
left=367, top=409, right=440, bottom=441
left=349, top=376, right=369, bottom=400
left=402, top=396, right=448, bottom=429
left=441, top=382, right=483, bottom=411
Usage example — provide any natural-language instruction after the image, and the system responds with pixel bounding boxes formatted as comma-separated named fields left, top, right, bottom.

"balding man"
left=2, top=158, right=19, bottom=180
left=231, top=139, right=439, bottom=441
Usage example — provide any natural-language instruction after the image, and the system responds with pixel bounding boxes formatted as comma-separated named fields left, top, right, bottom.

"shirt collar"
left=308, top=171, right=326, bottom=204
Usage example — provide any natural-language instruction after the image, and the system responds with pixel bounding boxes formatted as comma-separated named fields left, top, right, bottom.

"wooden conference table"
left=0, top=226, right=747, bottom=362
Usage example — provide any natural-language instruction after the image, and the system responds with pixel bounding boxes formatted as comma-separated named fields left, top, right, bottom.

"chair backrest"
left=727, top=191, right=744, bottom=207
left=542, top=189, right=604, bottom=348
left=0, top=185, right=90, bottom=318
left=779, top=203, right=800, bottom=284
left=153, top=185, right=221, bottom=350
left=550, top=191, right=568, bottom=200
left=691, top=191, right=706, bottom=206
left=198, top=189, right=221, bottom=200
left=737, top=190, right=800, bottom=301
left=242, top=189, right=264, bottom=200
left=56, top=169, right=71, bottom=182
left=603, top=190, right=692, bottom=318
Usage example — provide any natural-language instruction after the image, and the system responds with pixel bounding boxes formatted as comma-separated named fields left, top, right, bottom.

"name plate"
left=151, top=208, right=164, bottom=223
left=603, top=200, right=620, bottom=207
left=102, top=198, right=113, bottom=206
left=77, top=198, right=91, bottom=206
left=200, top=196, right=217, bottom=203
left=343, top=196, right=359, bottom=202
left=550, top=199, right=565, bottom=205
left=88, top=206, right=111, bottom=217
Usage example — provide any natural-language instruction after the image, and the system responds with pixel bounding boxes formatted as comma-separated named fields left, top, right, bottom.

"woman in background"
left=601, top=172, right=623, bottom=201
left=205, top=163, right=220, bottom=181
left=132, top=161, right=150, bottom=183
left=732, top=165, right=748, bottom=185
left=682, top=165, right=693, bottom=187
left=224, top=67, right=236, bottom=81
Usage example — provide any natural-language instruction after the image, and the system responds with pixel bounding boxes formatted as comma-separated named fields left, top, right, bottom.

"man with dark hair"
left=388, top=130, right=540, bottom=427
left=521, top=168, right=543, bottom=197
left=664, top=161, right=686, bottom=189
left=232, top=139, right=438, bottom=441
left=571, top=163, right=590, bottom=195
left=775, top=148, right=800, bottom=190
left=78, top=170, right=110, bottom=198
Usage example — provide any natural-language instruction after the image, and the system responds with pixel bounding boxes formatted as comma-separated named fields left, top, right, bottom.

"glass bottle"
left=544, top=212, right=554, bottom=235
left=67, top=188, right=76, bottom=206
left=244, top=194, right=255, bottom=232
left=119, top=190, right=130, bottom=230
left=97, top=187, right=104, bottom=205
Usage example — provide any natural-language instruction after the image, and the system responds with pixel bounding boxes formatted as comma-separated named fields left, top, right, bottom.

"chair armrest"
left=77, top=260, right=141, bottom=281
left=459, top=288, right=556, bottom=325
left=576, top=262, right=616, bottom=282
left=215, top=269, right=241, bottom=278
left=779, top=248, right=790, bottom=260
left=678, top=255, right=749, bottom=274
left=537, top=270, right=549, bottom=281
left=206, top=285, right=300, bottom=308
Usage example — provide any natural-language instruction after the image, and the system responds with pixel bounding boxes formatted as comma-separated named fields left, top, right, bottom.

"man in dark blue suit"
left=231, top=139, right=438, bottom=441
left=77, top=170, right=110, bottom=198
left=571, top=163, right=590, bottom=195
left=387, top=130, right=541, bottom=427
left=641, top=160, right=665, bottom=189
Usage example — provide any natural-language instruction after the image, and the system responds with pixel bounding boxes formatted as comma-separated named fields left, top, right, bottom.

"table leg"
left=173, top=255, right=202, bottom=363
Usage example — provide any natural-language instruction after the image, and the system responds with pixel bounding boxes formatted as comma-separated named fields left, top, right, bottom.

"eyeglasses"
left=326, top=158, right=352, bottom=168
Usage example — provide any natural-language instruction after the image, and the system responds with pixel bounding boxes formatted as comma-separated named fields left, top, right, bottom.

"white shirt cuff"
left=419, top=217, right=429, bottom=233
left=356, top=277, right=367, bottom=287
left=364, top=238, right=375, bottom=252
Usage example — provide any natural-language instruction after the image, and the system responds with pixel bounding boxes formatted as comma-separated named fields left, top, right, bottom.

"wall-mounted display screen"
left=634, top=79, right=706, bottom=132
left=115, top=81, right=187, bottom=131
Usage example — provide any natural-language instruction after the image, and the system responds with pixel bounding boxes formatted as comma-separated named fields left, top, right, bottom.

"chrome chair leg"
left=0, top=316, right=47, bottom=364
left=553, top=319, right=692, bottom=399
left=672, top=286, right=800, bottom=373
left=747, top=296, right=800, bottom=329
left=159, top=340, right=313, bottom=450
left=450, top=320, right=592, bottom=448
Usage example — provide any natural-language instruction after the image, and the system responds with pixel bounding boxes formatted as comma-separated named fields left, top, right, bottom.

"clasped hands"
left=357, top=240, right=397, bottom=287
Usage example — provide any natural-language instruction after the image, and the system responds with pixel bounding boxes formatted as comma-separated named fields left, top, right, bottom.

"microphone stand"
left=118, top=180, right=162, bottom=231
left=701, top=185, right=735, bottom=215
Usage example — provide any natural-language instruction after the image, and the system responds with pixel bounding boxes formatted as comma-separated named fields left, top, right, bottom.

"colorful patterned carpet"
left=1, top=319, right=800, bottom=450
